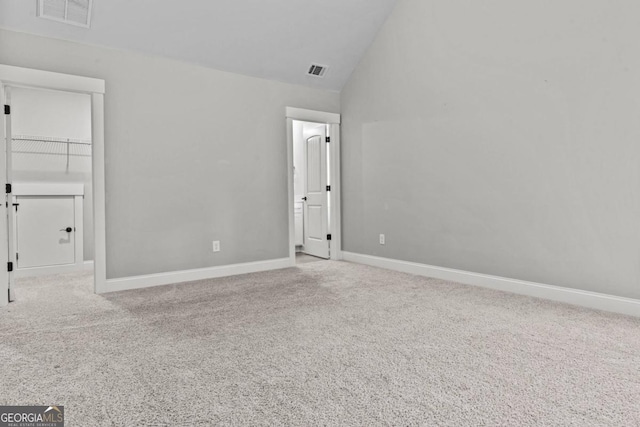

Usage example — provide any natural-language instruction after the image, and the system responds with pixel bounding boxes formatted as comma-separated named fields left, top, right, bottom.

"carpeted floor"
left=1, top=261, right=639, bottom=426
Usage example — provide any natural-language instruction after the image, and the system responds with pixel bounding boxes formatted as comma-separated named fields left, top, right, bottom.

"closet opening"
left=5, top=85, right=94, bottom=301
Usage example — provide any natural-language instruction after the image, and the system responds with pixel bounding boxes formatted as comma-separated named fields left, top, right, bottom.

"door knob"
left=301, top=197, right=307, bottom=201
left=60, top=227, right=73, bottom=233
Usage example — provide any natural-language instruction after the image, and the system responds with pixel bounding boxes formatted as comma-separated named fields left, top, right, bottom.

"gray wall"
left=0, top=29, right=340, bottom=280
left=341, top=0, right=640, bottom=299
left=11, top=86, right=94, bottom=261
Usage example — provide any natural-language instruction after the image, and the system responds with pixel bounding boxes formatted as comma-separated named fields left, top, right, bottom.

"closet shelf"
left=12, top=135, right=91, bottom=145
left=10, top=135, right=91, bottom=170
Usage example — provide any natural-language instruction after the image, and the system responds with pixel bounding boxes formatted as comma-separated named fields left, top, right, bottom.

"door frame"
left=285, top=107, right=341, bottom=263
left=0, top=64, right=106, bottom=306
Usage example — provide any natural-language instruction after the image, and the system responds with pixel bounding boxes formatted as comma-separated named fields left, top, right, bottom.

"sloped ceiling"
left=0, top=0, right=398, bottom=91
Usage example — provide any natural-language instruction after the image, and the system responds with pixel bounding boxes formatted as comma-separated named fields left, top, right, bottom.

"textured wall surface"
left=341, top=0, right=640, bottom=298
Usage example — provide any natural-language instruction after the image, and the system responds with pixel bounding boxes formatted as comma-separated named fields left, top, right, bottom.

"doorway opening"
left=285, top=107, right=341, bottom=266
left=293, top=121, right=329, bottom=263
left=5, top=85, right=94, bottom=299
left=1, top=64, right=106, bottom=307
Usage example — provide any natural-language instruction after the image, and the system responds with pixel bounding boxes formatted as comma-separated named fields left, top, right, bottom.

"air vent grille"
left=307, top=64, right=328, bottom=78
left=38, top=0, right=92, bottom=28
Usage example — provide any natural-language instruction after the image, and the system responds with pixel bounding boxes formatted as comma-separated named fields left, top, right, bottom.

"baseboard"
left=100, top=258, right=294, bottom=294
left=15, top=260, right=94, bottom=278
left=342, top=252, right=640, bottom=317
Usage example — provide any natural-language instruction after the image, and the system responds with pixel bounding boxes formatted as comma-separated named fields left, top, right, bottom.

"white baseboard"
left=342, top=252, right=640, bottom=317
left=100, top=258, right=294, bottom=294
left=15, top=260, right=94, bottom=278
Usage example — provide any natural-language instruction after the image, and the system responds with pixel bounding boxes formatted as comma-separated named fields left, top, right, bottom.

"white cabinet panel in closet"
left=17, top=196, right=76, bottom=268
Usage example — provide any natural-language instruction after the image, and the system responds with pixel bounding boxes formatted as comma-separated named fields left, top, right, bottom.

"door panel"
left=16, top=196, right=75, bottom=268
left=307, top=206, right=322, bottom=239
left=303, top=131, right=329, bottom=259
left=307, top=137, right=322, bottom=191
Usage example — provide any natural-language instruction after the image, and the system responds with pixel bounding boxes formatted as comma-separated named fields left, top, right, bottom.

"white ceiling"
left=0, top=0, right=398, bottom=91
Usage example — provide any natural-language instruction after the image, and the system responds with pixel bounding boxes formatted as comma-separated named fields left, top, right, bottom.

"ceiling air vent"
left=307, top=64, right=328, bottom=78
left=37, top=0, right=93, bottom=28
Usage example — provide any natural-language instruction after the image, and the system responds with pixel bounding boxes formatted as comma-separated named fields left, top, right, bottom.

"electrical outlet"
left=379, top=234, right=385, bottom=245
left=212, top=241, right=221, bottom=252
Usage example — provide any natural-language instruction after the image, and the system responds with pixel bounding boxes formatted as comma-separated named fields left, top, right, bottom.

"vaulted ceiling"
left=0, top=0, right=398, bottom=91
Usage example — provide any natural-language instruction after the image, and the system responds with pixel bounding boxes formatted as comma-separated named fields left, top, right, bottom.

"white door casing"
left=302, top=131, right=329, bottom=259
left=285, top=107, right=341, bottom=265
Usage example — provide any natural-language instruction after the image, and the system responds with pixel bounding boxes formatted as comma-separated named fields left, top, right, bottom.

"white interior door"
left=0, top=83, right=8, bottom=305
left=303, top=130, right=329, bottom=259
left=6, top=86, right=15, bottom=300
left=16, top=196, right=76, bottom=268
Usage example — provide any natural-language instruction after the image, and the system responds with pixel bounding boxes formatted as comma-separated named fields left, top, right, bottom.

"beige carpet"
left=1, top=261, right=639, bottom=426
